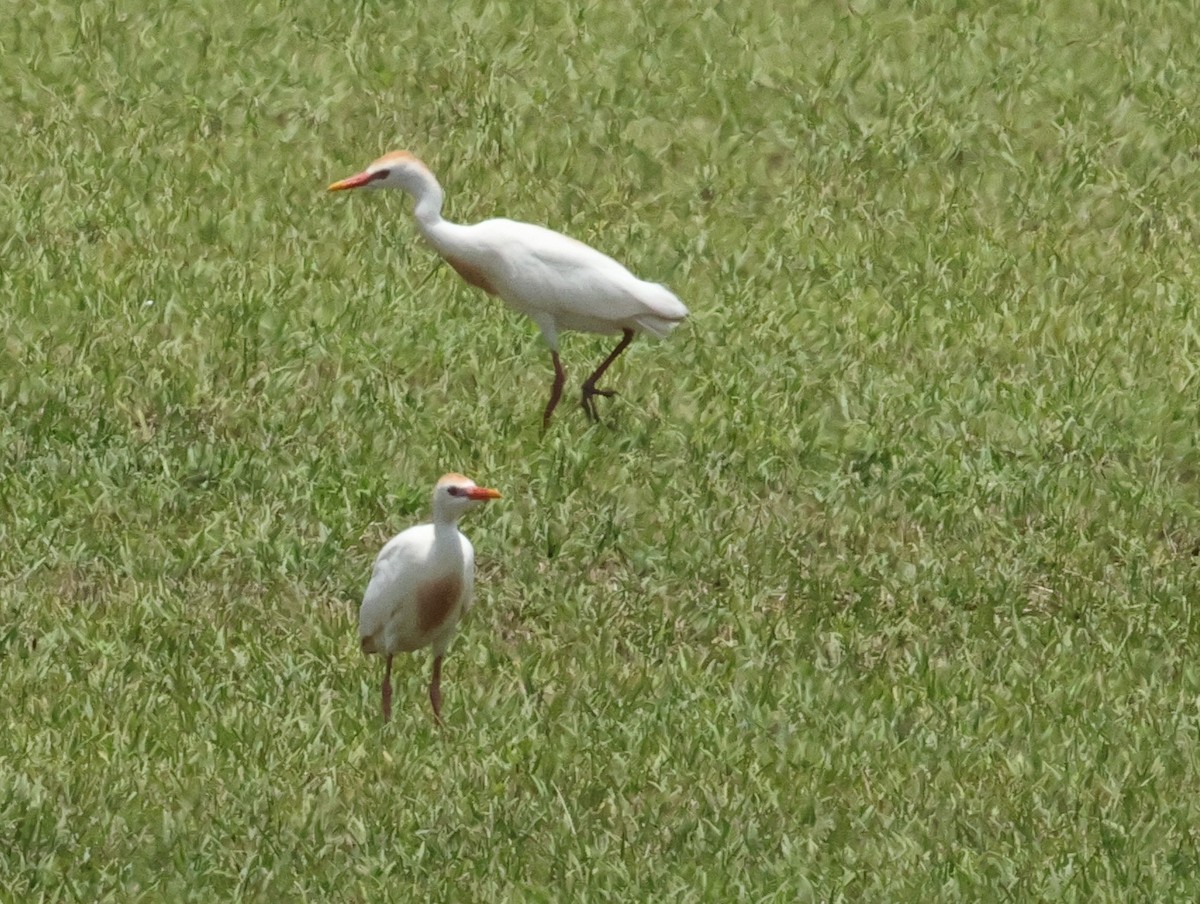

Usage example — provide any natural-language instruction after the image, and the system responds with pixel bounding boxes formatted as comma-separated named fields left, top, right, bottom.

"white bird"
left=328, top=151, right=689, bottom=426
left=358, top=472, right=502, bottom=725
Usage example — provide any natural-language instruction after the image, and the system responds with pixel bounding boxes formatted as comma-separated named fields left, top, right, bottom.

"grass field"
left=5, top=0, right=1200, bottom=899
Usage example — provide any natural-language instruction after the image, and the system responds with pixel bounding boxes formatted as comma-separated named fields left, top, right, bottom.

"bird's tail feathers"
left=635, top=313, right=687, bottom=339
left=633, top=283, right=689, bottom=338
left=635, top=283, right=688, bottom=337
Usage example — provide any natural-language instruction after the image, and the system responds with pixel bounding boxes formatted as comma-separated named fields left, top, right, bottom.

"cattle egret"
left=358, top=472, right=501, bottom=724
left=328, top=151, right=689, bottom=426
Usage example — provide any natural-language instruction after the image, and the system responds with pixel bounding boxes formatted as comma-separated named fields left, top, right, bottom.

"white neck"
left=400, top=167, right=478, bottom=261
left=431, top=494, right=470, bottom=527
left=407, top=168, right=445, bottom=230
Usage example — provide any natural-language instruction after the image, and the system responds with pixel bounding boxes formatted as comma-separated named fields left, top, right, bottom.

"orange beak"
left=466, top=486, right=502, bottom=501
left=327, top=171, right=375, bottom=192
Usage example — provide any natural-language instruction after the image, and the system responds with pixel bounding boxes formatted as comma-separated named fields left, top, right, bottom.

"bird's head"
left=432, top=472, right=502, bottom=522
left=327, top=150, right=434, bottom=195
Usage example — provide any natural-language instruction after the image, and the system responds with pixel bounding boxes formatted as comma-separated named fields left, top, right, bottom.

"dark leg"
left=581, top=329, right=635, bottom=421
left=543, top=351, right=567, bottom=429
left=429, top=654, right=445, bottom=727
left=381, top=654, right=394, bottom=723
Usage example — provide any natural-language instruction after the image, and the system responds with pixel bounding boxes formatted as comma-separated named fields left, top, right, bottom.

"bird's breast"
left=443, top=253, right=500, bottom=296
left=416, top=573, right=464, bottom=633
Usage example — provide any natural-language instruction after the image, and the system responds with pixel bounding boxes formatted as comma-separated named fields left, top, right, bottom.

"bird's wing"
left=474, top=220, right=688, bottom=325
left=457, top=534, right=477, bottom=615
left=358, top=525, right=430, bottom=646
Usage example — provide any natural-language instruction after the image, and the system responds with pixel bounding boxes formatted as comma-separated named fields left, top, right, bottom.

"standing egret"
left=358, top=472, right=501, bottom=725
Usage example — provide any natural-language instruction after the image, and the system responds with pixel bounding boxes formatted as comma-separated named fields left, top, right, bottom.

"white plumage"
left=358, top=472, right=501, bottom=724
left=329, top=151, right=689, bottom=425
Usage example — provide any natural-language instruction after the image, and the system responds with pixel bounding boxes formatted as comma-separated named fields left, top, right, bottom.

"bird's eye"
left=446, top=486, right=465, bottom=497
left=369, top=168, right=390, bottom=182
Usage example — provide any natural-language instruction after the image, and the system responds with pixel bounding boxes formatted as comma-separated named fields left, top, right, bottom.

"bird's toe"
left=580, top=384, right=617, bottom=420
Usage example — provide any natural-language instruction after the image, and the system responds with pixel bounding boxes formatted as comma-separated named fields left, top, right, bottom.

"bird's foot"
left=581, top=384, right=617, bottom=422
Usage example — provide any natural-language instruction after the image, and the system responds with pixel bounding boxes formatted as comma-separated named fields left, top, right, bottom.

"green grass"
left=5, top=0, right=1200, bottom=898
